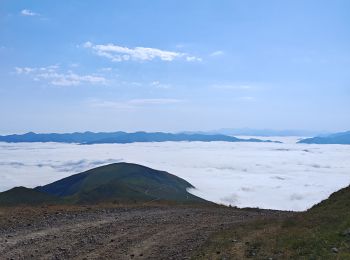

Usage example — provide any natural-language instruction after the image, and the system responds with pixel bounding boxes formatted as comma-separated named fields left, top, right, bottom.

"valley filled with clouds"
left=1, top=137, right=349, bottom=211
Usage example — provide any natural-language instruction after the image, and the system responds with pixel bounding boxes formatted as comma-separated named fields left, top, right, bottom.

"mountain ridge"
left=298, top=130, right=350, bottom=144
left=183, top=128, right=328, bottom=137
left=0, top=131, right=279, bottom=144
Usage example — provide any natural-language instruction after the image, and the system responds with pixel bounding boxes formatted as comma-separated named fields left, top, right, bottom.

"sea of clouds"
left=1, top=137, right=350, bottom=211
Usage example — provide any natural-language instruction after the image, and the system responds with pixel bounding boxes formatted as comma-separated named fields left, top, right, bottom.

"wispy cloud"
left=186, top=56, right=202, bottom=62
left=238, top=96, right=255, bottom=101
left=150, top=81, right=171, bottom=89
left=90, top=98, right=183, bottom=110
left=83, top=41, right=202, bottom=62
left=21, top=9, right=39, bottom=16
left=210, top=50, right=224, bottom=57
left=212, top=84, right=253, bottom=90
left=129, top=98, right=182, bottom=105
left=15, top=65, right=106, bottom=86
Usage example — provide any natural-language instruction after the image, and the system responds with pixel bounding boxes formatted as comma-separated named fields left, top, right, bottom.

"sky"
left=1, top=0, right=350, bottom=134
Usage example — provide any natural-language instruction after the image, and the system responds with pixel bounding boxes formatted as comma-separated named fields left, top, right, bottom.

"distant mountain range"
left=0, top=163, right=208, bottom=206
left=183, top=128, right=328, bottom=137
left=0, top=131, right=279, bottom=144
left=298, top=131, right=350, bottom=145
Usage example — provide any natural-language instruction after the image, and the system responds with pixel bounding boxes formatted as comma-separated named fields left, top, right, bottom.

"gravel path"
left=0, top=205, right=288, bottom=259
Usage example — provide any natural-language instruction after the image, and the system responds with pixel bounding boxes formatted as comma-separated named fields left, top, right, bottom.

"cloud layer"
left=83, top=42, right=201, bottom=62
left=1, top=138, right=350, bottom=211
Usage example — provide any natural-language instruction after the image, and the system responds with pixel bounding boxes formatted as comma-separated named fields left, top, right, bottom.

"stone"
left=341, top=228, right=350, bottom=236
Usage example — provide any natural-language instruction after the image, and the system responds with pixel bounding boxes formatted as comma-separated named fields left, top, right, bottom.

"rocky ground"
left=0, top=205, right=290, bottom=259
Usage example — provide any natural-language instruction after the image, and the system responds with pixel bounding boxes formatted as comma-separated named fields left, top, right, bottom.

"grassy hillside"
left=35, top=162, right=207, bottom=204
left=194, top=185, right=350, bottom=259
left=0, top=187, right=60, bottom=206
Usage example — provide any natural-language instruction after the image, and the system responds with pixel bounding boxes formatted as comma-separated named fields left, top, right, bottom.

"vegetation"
left=3, top=163, right=350, bottom=259
left=0, top=186, right=60, bottom=206
left=194, top=185, right=350, bottom=259
left=0, top=163, right=207, bottom=206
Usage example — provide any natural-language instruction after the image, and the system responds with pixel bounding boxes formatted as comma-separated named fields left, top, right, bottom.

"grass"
left=0, top=186, right=61, bottom=206
left=0, top=163, right=208, bottom=206
left=193, top=186, right=350, bottom=259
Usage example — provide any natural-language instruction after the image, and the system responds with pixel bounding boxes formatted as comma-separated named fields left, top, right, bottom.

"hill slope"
left=35, top=162, right=206, bottom=204
left=0, top=131, right=277, bottom=144
left=298, top=131, right=350, bottom=144
left=195, top=185, right=350, bottom=259
left=0, top=186, right=60, bottom=206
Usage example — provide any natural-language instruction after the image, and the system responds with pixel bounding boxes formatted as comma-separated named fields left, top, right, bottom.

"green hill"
left=34, top=162, right=206, bottom=204
left=0, top=163, right=207, bottom=206
left=195, top=185, right=350, bottom=259
left=0, top=186, right=60, bottom=206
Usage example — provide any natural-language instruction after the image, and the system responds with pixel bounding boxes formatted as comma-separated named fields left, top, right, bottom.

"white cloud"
left=83, top=41, right=201, bottom=62
left=15, top=67, right=36, bottom=74
left=151, top=81, right=160, bottom=86
left=0, top=159, right=121, bottom=173
left=21, top=9, right=39, bottom=16
left=15, top=65, right=106, bottom=86
left=1, top=139, right=350, bottom=211
left=186, top=56, right=202, bottom=62
left=210, top=50, right=224, bottom=57
left=99, top=67, right=113, bottom=72
left=150, top=81, right=171, bottom=89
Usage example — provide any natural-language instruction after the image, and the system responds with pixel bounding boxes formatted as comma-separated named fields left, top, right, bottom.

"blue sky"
left=1, top=0, right=349, bottom=134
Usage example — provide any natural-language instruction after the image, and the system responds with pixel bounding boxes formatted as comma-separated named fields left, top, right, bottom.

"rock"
left=341, top=228, right=350, bottom=236
left=332, top=247, right=339, bottom=253
left=246, top=249, right=256, bottom=257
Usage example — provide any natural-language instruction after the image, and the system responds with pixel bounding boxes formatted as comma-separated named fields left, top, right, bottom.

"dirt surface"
left=0, top=205, right=290, bottom=259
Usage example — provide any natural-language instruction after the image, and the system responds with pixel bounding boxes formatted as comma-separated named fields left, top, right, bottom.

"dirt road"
left=0, top=205, right=289, bottom=259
